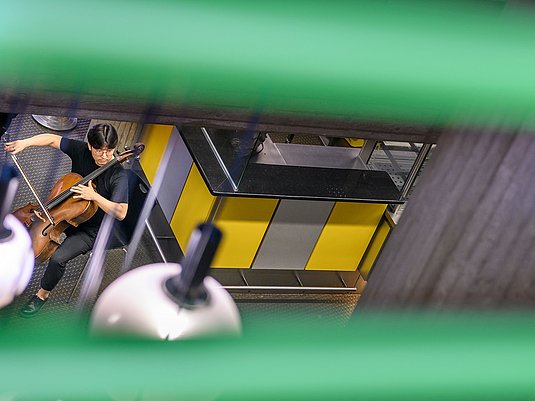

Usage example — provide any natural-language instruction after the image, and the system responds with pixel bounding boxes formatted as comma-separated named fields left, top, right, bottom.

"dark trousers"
left=40, top=228, right=125, bottom=291
left=40, top=230, right=95, bottom=291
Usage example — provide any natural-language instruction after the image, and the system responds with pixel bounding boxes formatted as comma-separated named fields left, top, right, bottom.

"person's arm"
left=70, top=180, right=128, bottom=221
left=3, top=134, right=62, bottom=154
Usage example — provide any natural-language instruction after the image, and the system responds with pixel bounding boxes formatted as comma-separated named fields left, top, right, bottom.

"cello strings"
left=46, top=145, right=137, bottom=209
left=46, top=160, right=111, bottom=207
left=46, top=157, right=120, bottom=209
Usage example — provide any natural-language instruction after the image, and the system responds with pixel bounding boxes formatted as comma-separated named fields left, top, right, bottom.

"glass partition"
left=201, top=127, right=264, bottom=190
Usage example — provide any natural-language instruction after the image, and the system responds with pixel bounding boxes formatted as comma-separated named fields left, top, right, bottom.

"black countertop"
left=180, top=127, right=403, bottom=204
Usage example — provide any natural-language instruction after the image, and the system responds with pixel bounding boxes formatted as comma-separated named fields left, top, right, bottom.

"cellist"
left=4, top=123, right=129, bottom=317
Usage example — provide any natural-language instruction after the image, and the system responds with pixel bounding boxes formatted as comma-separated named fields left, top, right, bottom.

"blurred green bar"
left=1, top=0, right=535, bottom=126
left=2, top=312, right=535, bottom=400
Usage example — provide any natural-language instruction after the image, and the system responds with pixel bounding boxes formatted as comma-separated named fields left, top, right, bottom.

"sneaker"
left=20, top=295, right=47, bottom=318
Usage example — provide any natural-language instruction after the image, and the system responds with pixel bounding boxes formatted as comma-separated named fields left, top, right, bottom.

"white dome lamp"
left=91, top=224, right=242, bottom=340
left=0, top=165, right=34, bottom=309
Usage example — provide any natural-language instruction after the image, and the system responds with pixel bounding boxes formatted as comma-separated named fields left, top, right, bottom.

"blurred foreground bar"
left=2, top=0, right=535, bottom=134
left=1, top=312, right=535, bottom=400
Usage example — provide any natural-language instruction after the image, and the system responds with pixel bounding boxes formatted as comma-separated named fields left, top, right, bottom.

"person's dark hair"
left=87, top=123, right=118, bottom=149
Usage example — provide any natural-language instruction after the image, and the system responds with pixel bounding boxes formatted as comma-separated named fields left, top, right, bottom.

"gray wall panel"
left=157, top=127, right=193, bottom=222
left=252, top=199, right=334, bottom=270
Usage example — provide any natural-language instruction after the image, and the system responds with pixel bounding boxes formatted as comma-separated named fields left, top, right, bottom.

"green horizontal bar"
left=1, top=0, right=535, bottom=127
left=1, top=312, right=535, bottom=400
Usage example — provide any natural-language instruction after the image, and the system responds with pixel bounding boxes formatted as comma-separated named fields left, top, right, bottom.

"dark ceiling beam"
left=0, top=91, right=441, bottom=143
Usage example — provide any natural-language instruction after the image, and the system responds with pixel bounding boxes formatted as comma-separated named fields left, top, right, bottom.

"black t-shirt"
left=60, top=138, right=128, bottom=235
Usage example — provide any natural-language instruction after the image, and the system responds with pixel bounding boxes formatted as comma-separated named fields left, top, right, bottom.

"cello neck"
left=79, top=157, right=120, bottom=186
left=44, top=141, right=144, bottom=210
left=46, top=157, right=120, bottom=210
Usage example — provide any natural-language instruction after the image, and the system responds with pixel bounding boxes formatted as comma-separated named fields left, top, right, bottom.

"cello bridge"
left=33, top=210, right=47, bottom=223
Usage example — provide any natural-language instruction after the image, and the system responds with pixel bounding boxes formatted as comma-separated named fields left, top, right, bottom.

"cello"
left=7, top=140, right=144, bottom=265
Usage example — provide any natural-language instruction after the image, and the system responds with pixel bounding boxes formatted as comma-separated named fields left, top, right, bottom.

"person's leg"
left=20, top=230, right=94, bottom=317
left=40, top=230, right=94, bottom=295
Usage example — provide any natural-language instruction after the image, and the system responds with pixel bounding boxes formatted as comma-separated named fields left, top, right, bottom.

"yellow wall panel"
left=139, top=124, right=173, bottom=184
left=170, top=164, right=215, bottom=251
left=358, top=218, right=392, bottom=279
left=305, top=202, right=387, bottom=271
left=345, top=138, right=365, bottom=147
left=212, top=197, right=279, bottom=269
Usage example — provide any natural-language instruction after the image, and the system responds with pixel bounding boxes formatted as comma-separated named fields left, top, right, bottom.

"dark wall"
left=359, top=125, right=535, bottom=310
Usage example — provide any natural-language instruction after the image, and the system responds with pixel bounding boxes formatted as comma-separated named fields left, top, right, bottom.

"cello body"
left=17, top=173, right=98, bottom=265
